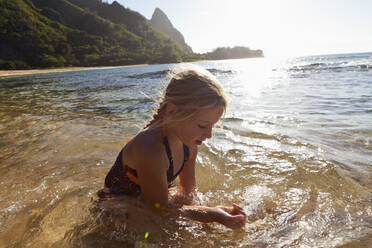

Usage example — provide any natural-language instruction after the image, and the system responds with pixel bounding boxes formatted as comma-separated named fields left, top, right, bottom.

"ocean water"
left=0, top=52, right=371, bottom=247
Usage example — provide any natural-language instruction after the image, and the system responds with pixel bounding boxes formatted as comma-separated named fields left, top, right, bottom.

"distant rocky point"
left=150, top=8, right=193, bottom=53
left=205, top=46, right=264, bottom=60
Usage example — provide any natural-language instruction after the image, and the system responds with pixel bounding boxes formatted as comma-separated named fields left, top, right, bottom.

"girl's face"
left=175, top=105, right=224, bottom=147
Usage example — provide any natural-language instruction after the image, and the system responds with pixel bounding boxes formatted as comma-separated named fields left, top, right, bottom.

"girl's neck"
left=164, top=123, right=183, bottom=146
left=146, top=117, right=183, bottom=146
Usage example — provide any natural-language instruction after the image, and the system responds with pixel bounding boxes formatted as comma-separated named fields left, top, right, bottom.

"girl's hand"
left=214, top=204, right=246, bottom=229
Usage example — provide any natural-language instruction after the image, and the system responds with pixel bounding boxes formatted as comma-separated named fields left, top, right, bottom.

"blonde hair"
left=146, top=68, right=228, bottom=128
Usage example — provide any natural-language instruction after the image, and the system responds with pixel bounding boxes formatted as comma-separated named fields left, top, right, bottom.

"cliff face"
left=150, top=8, right=193, bottom=53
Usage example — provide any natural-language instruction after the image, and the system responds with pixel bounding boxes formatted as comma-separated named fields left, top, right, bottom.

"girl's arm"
left=134, top=138, right=169, bottom=209
left=134, top=138, right=246, bottom=228
left=180, top=204, right=246, bottom=229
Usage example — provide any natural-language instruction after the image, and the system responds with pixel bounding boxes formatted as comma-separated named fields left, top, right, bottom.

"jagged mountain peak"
left=152, top=8, right=172, bottom=26
left=150, top=7, right=193, bottom=53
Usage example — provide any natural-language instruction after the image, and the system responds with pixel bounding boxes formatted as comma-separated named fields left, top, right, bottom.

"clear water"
left=0, top=52, right=371, bottom=247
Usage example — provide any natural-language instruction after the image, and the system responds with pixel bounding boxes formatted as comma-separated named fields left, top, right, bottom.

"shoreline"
left=0, top=64, right=147, bottom=79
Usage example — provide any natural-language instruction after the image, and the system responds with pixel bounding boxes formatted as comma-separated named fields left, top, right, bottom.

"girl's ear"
left=165, top=103, right=178, bottom=117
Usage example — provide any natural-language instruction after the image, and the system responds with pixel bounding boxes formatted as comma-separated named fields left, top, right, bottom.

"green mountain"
left=150, top=8, right=193, bottom=53
left=0, top=0, right=197, bottom=69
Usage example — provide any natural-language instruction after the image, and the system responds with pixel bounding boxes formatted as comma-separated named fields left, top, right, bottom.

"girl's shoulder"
left=134, top=128, right=163, bottom=153
left=122, top=128, right=168, bottom=170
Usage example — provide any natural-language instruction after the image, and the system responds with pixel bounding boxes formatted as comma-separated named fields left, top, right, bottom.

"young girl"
left=99, top=69, right=246, bottom=229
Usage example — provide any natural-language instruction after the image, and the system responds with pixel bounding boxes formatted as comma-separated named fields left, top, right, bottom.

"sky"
left=109, top=0, right=372, bottom=58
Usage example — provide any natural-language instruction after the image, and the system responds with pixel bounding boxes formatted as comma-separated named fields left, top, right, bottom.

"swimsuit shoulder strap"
left=174, top=144, right=190, bottom=174
left=183, top=144, right=190, bottom=162
left=163, top=136, right=175, bottom=182
left=163, top=135, right=174, bottom=166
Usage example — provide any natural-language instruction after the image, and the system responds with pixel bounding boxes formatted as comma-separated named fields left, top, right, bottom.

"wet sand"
left=0, top=64, right=147, bottom=79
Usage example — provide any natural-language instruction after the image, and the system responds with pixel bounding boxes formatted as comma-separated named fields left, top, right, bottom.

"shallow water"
left=0, top=53, right=371, bottom=247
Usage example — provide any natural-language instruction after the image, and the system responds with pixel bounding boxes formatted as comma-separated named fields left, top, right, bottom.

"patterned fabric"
left=103, top=136, right=189, bottom=196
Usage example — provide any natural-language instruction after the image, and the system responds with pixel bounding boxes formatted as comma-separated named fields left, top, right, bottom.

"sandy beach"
left=0, top=64, right=146, bottom=79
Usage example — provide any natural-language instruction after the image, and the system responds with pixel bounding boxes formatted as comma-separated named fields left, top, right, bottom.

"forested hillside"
left=0, top=0, right=197, bottom=69
left=0, top=0, right=264, bottom=70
